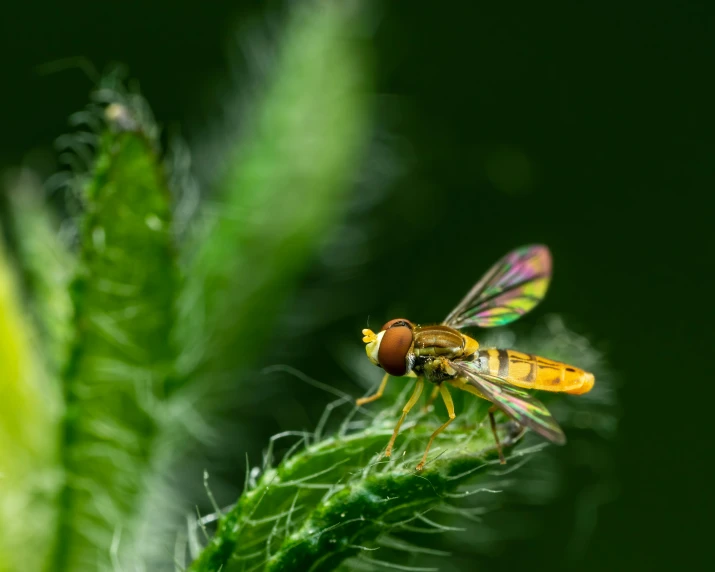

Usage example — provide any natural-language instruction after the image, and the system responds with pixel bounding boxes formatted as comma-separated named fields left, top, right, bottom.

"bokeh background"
left=1, top=1, right=713, bottom=570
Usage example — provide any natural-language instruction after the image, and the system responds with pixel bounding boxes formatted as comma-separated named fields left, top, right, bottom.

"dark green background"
left=1, top=1, right=712, bottom=570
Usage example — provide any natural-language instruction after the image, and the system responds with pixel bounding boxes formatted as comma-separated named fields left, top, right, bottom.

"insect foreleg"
left=385, top=377, right=424, bottom=458
left=356, top=373, right=390, bottom=406
left=416, top=384, right=456, bottom=471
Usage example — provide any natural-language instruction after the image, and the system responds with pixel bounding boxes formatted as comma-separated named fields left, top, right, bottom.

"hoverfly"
left=358, top=245, right=594, bottom=471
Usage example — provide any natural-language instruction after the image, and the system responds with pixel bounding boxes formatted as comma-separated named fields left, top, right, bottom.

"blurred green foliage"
left=176, top=0, right=370, bottom=384
left=2, top=1, right=378, bottom=570
left=54, top=127, right=179, bottom=569
left=0, top=215, right=63, bottom=572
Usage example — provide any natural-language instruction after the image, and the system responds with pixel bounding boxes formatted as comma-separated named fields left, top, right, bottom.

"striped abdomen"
left=476, top=349, right=594, bottom=395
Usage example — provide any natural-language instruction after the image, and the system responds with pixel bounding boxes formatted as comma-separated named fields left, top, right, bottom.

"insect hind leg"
left=488, top=406, right=506, bottom=465
left=452, top=378, right=506, bottom=464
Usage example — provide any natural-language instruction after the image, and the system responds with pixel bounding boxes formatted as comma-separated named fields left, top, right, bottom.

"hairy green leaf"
left=52, top=124, right=179, bottom=570
left=188, top=387, right=530, bottom=572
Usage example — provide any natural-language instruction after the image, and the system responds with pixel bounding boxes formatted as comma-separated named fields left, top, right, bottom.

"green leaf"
left=0, top=230, right=62, bottom=572
left=176, top=0, right=372, bottom=382
left=187, top=388, right=529, bottom=572
left=52, top=124, right=180, bottom=570
left=4, top=170, right=75, bottom=374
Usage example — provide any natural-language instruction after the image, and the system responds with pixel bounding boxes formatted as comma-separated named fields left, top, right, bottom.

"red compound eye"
left=378, top=325, right=413, bottom=376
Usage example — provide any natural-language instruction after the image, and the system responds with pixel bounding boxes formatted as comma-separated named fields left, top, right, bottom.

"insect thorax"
left=410, top=325, right=478, bottom=383
left=413, top=325, right=465, bottom=355
left=412, top=355, right=458, bottom=383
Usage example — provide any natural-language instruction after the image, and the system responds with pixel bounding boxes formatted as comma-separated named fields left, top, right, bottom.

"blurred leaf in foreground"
left=52, top=119, right=179, bottom=570
left=0, top=227, right=62, bottom=572
left=176, top=0, right=372, bottom=386
left=4, top=170, right=75, bottom=374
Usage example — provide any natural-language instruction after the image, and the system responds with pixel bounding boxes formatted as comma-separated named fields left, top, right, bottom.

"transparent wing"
left=443, top=245, right=552, bottom=329
left=452, top=360, right=566, bottom=444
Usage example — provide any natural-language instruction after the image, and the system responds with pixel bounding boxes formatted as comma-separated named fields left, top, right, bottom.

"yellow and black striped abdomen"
left=476, top=349, right=594, bottom=395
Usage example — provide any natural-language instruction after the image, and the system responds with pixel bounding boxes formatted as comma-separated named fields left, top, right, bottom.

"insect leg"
left=422, top=383, right=441, bottom=412
left=489, top=406, right=506, bottom=465
left=452, top=379, right=506, bottom=464
left=356, top=373, right=390, bottom=406
left=416, top=384, right=456, bottom=471
left=385, top=378, right=424, bottom=458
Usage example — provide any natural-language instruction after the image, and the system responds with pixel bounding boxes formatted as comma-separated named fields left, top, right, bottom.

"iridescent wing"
left=443, top=245, right=552, bottom=329
left=452, top=360, right=566, bottom=444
